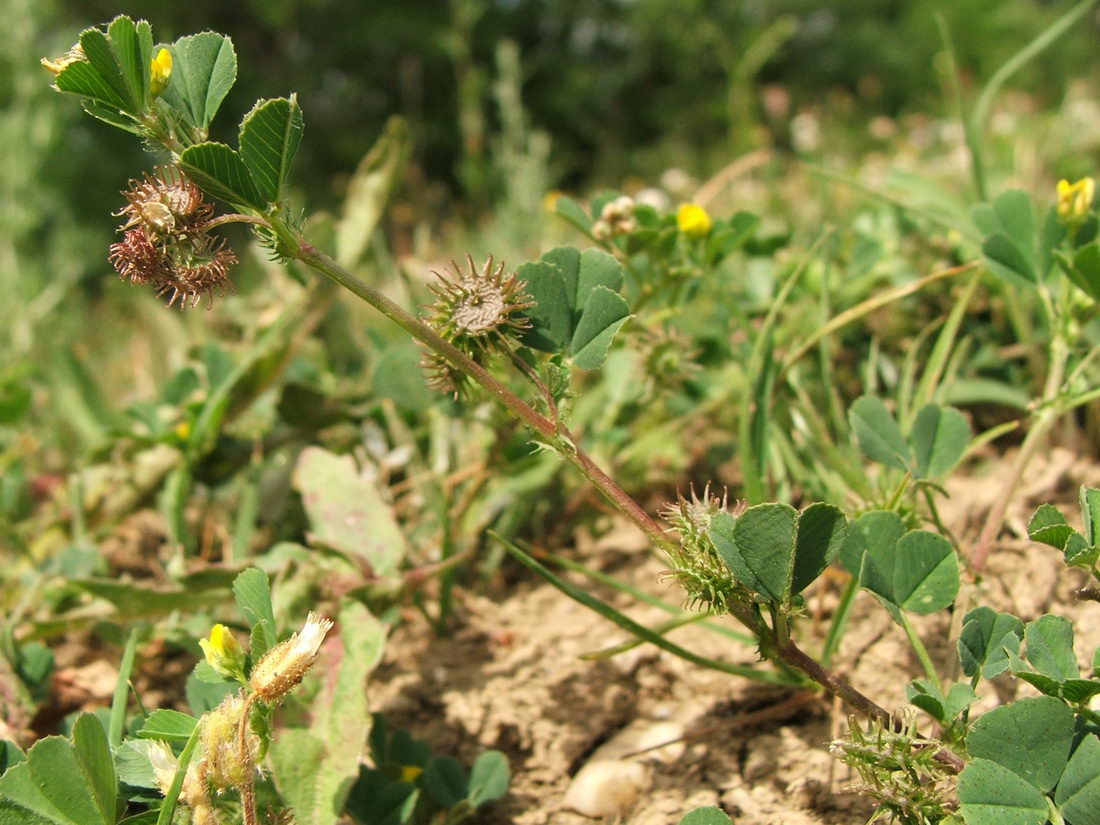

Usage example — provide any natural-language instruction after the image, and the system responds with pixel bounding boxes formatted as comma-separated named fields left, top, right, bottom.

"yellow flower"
left=677, top=203, right=712, bottom=238
left=1057, top=177, right=1094, bottom=224
left=400, top=765, right=424, bottom=782
left=543, top=190, right=564, bottom=213
left=199, top=623, right=246, bottom=680
left=150, top=48, right=172, bottom=96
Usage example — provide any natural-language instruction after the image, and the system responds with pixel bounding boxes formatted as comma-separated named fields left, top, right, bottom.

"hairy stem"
left=292, top=240, right=675, bottom=554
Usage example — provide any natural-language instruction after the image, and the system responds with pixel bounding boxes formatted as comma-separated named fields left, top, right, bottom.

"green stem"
left=898, top=612, right=941, bottom=692
left=821, top=576, right=859, bottom=668
left=107, top=628, right=140, bottom=747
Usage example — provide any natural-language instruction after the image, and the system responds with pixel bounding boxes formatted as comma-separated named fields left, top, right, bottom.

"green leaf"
left=178, top=142, right=266, bottom=210
left=423, top=757, right=467, bottom=807
left=906, top=680, right=976, bottom=723
left=982, top=233, right=1036, bottom=287
left=1079, top=486, right=1100, bottom=546
left=518, top=248, right=629, bottom=368
left=292, top=447, right=408, bottom=577
left=958, top=607, right=1024, bottom=679
left=233, top=567, right=277, bottom=653
left=910, top=404, right=970, bottom=478
left=554, top=195, right=595, bottom=236
left=55, top=61, right=128, bottom=110
left=137, top=709, right=199, bottom=741
left=70, top=715, right=115, bottom=825
left=78, top=25, right=137, bottom=113
left=1028, top=503, right=1074, bottom=550
left=678, top=807, right=733, bottom=825
left=966, top=696, right=1074, bottom=793
left=1024, top=614, right=1078, bottom=682
left=345, top=768, right=416, bottom=825
left=712, top=504, right=796, bottom=603
left=70, top=578, right=227, bottom=617
left=239, top=95, right=304, bottom=204
left=1061, top=679, right=1100, bottom=704
left=973, top=190, right=1039, bottom=287
left=1055, top=733, right=1100, bottom=825
left=791, top=503, right=847, bottom=595
left=0, top=741, right=22, bottom=775
left=0, top=714, right=117, bottom=825
left=107, top=15, right=152, bottom=111
left=957, top=759, right=1049, bottom=825
left=517, top=260, right=571, bottom=351
left=570, top=286, right=630, bottom=369
left=159, top=32, right=237, bottom=131
left=842, top=511, right=906, bottom=578
left=1065, top=243, right=1100, bottom=302
left=860, top=529, right=959, bottom=614
left=710, top=503, right=845, bottom=605
left=467, top=751, right=509, bottom=808
left=849, top=396, right=909, bottom=470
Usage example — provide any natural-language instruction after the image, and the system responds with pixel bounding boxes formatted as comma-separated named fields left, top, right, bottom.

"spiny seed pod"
left=420, top=349, right=469, bottom=399
left=249, top=612, right=333, bottom=703
left=116, top=166, right=212, bottom=234
left=660, top=487, right=745, bottom=611
left=201, top=694, right=260, bottom=791
left=427, top=254, right=532, bottom=347
left=108, top=166, right=236, bottom=309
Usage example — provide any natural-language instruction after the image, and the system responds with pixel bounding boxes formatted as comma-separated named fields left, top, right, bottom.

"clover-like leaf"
left=1063, top=243, right=1100, bottom=302
left=678, top=808, right=733, bottom=825
left=957, top=758, right=1049, bottom=825
left=910, top=403, right=969, bottom=479
left=966, top=696, right=1074, bottom=793
left=0, top=714, right=117, bottom=825
left=159, top=32, right=237, bottom=132
left=710, top=502, right=845, bottom=606
left=849, top=396, right=909, bottom=470
left=518, top=248, right=630, bottom=369
left=958, top=607, right=1024, bottom=679
left=240, top=96, right=304, bottom=204
left=972, top=190, right=1039, bottom=287
left=179, top=142, right=266, bottom=210
left=1055, top=733, right=1100, bottom=824
left=860, top=528, right=959, bottom=615
left=1023, top=614, right=1078, bottom=683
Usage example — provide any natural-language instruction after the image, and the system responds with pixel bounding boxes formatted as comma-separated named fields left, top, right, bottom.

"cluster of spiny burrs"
left=108, top=166, right=237, bottom=309
left=660, top=486, right=745, bottom=612
left=421, top=254, right=532, bottom=396
left=830, top=713, right=957, bottom=824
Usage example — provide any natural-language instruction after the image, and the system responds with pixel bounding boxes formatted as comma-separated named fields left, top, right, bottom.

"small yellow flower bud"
left=677, top=203, right=712, bottom=238
left=248, top=612, right=333, bottom=702
left=150, top=48, right=172, bottom=96
left=1057, top=177, right=1094, bottom=224
left=400, top=764, right=423, bottom=782
left=543, top=190, right=564, bottom=212
left=199, top=624, right=246, bottom=681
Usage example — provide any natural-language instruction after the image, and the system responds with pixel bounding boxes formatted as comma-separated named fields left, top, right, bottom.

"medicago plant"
left=16, top=12, right=1100, bottom=825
